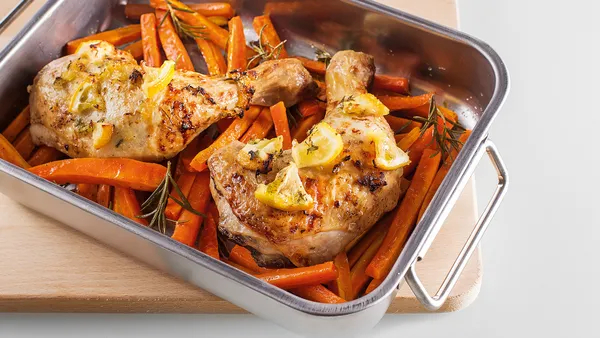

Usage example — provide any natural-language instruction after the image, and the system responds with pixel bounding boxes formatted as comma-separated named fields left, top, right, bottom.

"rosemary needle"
left=160, top=0, right=207, bottom=41
left=247, top=24, right=287, bottom=67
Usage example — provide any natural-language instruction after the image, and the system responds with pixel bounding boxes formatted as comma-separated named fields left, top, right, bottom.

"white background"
left=2, top=0, right=600, bottom=337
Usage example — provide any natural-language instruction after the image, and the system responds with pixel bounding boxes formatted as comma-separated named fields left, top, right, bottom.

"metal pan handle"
left=405, top=139, right=508, bottom=311
left=0, top=0, right=33, bottom=35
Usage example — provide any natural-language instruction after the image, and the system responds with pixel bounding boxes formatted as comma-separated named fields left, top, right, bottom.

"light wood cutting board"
left=0, top=0, right=479, bottom=314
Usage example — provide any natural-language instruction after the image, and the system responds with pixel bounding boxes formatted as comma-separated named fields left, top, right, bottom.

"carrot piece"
left=66, top=25, right=142, bottom=54
left=226, top=16, right=247, bottom=72
left=172, top=171, right=211, bottom=246
left=224, top=259, right=258, bottom=275
left=0, top=133, right=30, bottom=168
left=165, top=172, right=196, bottom=220
left=190, top=106, right=262, bottom=171
left=347, top=214, right=393, bottom=268
left=228, top=245, right=270, bottom=273
left=155, top=10, right=195, bottom=71
left=97, top=184, right=112, bottom=208
left=349, top=230, right=386, bottom=299
left=402, top=126, right=434, bottom=176
left=198, top=208, right=220, bottom=259
left=270, top=102, right=292, bottom=150
left=394, top=133, right=407, bottom=143
left=291, top=285, right=346, bottom=304
left=417, top=131, right=471, bottom=221
left=28, top=158, right=166, bottom=191
left=295, top=56, right=326, bottom=74
left=377, top=93, right=434, bottom=111
left=331, top=252, right=352, bottom=300
left=180, top=136, right=210, bottom=173
left=12, top=128, right=36, bottom=159
left=297, top=100, right=326, bottom=118
left=196, top=38, right=227, bottom=76
left=216, top=118, right=234, bottom=133
left=397, top=127, right=421, bottom=151
left=28, top=146, right=63, bottom=166
left=122, top=40, right=144, bottom=60
left=240, top=107, right=273, bottom=143
left=384, top=115, right=421, bottom=134
left=76, top=184, right=98, bottom=202
left=127, top=3, right=235, bottom=20
left=2, top=106, right=30, bottom=142
left=113, top=186, right=147, bottom=225
left=252, top=15, right=288, bottom=59
left=256, top=261, right=338, bottom=290
left=372, top=75, right=410, bottom=94
left=366, top=149, right=441, bottom=279
left=291, top=109, right=325, bottom=143
left=155, top=0, right=230, bottom=50
left=365, top=277, right=384, bottom=294
left=140, top=13, right=163, bottom=67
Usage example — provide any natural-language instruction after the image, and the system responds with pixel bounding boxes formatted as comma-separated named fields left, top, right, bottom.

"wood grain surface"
left=0, top=0, right=480, bottom=314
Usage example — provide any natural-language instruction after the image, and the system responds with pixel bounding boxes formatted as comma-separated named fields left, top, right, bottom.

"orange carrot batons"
left=140, top=13, right=164, bottom=67
left=256, top=261, right=338, bottom=290
left=155, top=10, right=195, bottom=71
left=226, top=16, right=247, bottom=72
left=2, top=106, right=30, bottom=143
left=252, top=15, right=288, bottom=59
left=172, top=171, right=211, bottom=246
left=113, top=186, right=147, bottom=225
left=66, top=25, right=142, bottom=54
left=0, top=133, right=30, bottom=169
left=270, top=102, right=292, bottom=150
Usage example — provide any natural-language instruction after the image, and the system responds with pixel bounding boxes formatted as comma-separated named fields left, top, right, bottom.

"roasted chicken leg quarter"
left=28, top=41, right=315, bottom=161
left=209, top=50, right=408, bottom=267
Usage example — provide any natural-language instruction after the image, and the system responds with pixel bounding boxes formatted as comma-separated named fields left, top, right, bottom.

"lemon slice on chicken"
left=142, top=60, right=175, bottom=99
left=369, top=131, right=410, bottom=170
left=292, top=122, right=344, bottom=168
left=340, top=93, right=389, bottom=116
left=237, top=136, right=283, bottom=172
left=255, top=162, right=314, bottom=211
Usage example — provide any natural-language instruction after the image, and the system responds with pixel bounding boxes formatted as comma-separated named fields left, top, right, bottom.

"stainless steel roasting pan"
left=0, top=0, right=509, bottom=335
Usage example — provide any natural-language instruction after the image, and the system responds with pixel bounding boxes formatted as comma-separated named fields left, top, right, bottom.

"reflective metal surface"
left=0, top=0, right=509, bottom=334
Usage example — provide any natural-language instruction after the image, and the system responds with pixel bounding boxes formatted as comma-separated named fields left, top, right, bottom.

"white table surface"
left=2, top=0, right=599, bottom=337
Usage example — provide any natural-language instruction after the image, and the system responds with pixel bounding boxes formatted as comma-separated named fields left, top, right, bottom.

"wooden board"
left=0, top=0, right=479, bottom=314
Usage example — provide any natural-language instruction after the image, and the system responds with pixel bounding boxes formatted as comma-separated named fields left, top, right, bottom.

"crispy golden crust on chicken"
left=209, top=51, right=405, bottom=267
left=29, top=41, right=315, bottom=161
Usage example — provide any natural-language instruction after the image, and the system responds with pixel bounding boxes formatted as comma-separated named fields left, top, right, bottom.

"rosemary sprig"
left=313, top=47, right=332, bottom=66
left=247, top=24, right=287, bottom=67
left=137, top=161, right=205, bottom=234
left=413, top=98, right=466, bottom=161
left=160, top=0, right=207, bottom=40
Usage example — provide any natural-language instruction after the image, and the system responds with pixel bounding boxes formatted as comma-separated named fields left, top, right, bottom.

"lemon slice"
left=69, top=81, right=93, bottom=113
left=340, top=93, right=389, bottom=116
left=92, top=123, right=114, bottom=149
left=255, top=162, right=314, bottom=211
left=369, top=131, right=410, bottom=170
left=292, top=122, right=344, bottom=168
left=237, top=136, right=283, bottom=171
left=142, top=60, right=175, bottom=99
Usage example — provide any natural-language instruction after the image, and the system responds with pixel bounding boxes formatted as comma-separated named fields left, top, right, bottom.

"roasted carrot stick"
left=331, top=252, right=352, bottom=300
left=28, top=158, right=166, bottom=191
left=377, top=93, right=434, bottom=111
left=12, top=128, right=36, bottom=159
left=402, top=126, right=434, bottom=176
left=180, top=136, right=209, bottom=172
left=28, top=146, right=63, bottom=166
left=190, top=106, right=262, bottom=171
left=155, top=0, right=230, bottom=50
left=0, top=133, right=30, bottom=168
left=366, top=149, right=441, bottom=279
left=397, top=127, right=421, bottom=151
left=196, top=38, right=226, bottom=76
left=295, top=56, right=326, bottom=73
left=171, top=171, right=211, bottom=246
left=240, top=107, right=273, bottom=143
left=384, top=115, right=421, bottom=134
left=365, top=278, right=384, bottom=295
left=228, top=245, right=270, bottom=273
left=66, top=25, right=142, bottom=54
left=140, top=13, right=163, bottom=67
left=122, top=40, right=144, bottom=60
left=198, top=207, right=220, bottom=259
left=291, top=110, right=325, bottom=143
left=252, top=15, right=288, bottom=59
left=224, top=259, right=257, bottom=275
left=226, top=16, right=247, bottom=72
left=2, top=106, right=30, bottom=143
left=256, top=261, right=338, bottom=290
left=347, top=213, right=393, bottom=268
left=270, top=102, right=292, bottom=150
left=113, top=186, right=147, bottom=225
left=372, top=75, right=410, bottom=94
left=76, top=184, right=98, bottom=202
left=127, top=3, right=235, bottom=20
left=165, top=172, right=196, bottom=220
left=349, top=229, right=386, bottom=299
left=298, top=100, right=326, bottom=118
left=97, top=184, right=112, bottom=208
left=291, top=285, right=346, bottom=304
left=155, top=10, right=195, bottom=71
left=417, top=131, right=471, bottom=221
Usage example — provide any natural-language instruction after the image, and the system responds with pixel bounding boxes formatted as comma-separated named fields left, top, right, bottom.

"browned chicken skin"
left=209, top=51, right=405, bottom=267
left=28, top=41, right=315, bottom=161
